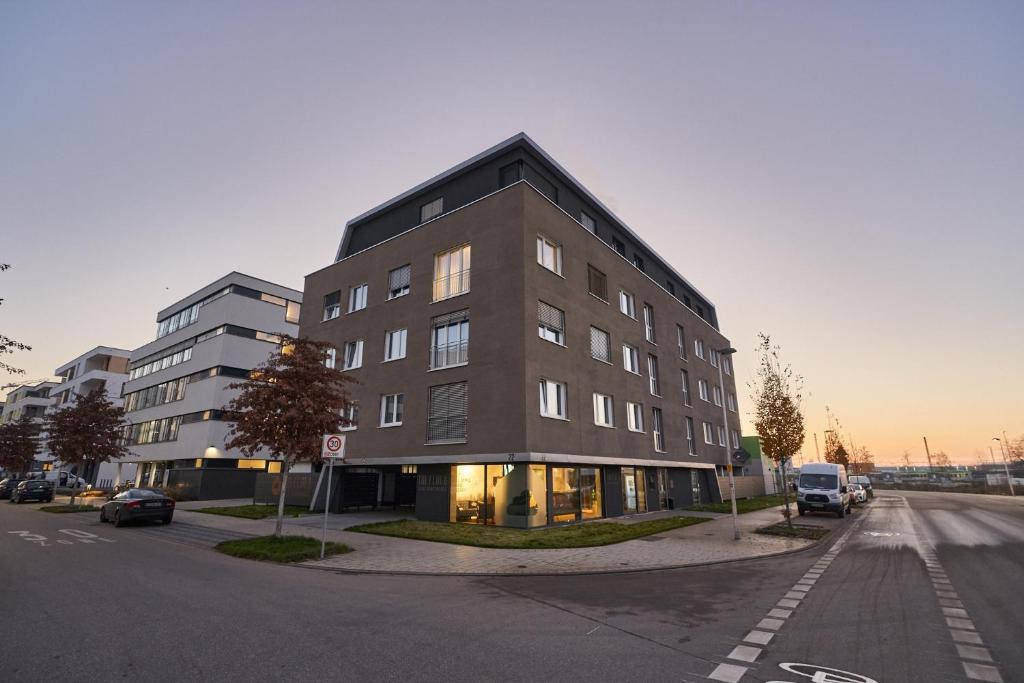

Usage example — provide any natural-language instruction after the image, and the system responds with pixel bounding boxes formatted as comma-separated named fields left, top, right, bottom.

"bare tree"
left=45, top=390, right=128, bottom=505
left=931, top=451, right=951, bottom=469
left=901, top=450, right=912, bottom=469
left=0, top=264, right=32, bottom=376
left=224, top=336, right=355, bottom=536
left=748, top=333, right=805, bottom=527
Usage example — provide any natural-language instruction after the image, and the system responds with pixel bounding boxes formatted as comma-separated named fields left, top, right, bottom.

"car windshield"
left=850, top=484, right=862, bottom=490
left=800, top=473, right=838, bottom=489
left=131, top=489, right=164, bottom=498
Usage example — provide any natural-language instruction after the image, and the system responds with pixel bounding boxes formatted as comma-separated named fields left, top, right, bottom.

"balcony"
left=430, top=340, right=469, bottom=370
left=432, top=269, right=470, bottom=302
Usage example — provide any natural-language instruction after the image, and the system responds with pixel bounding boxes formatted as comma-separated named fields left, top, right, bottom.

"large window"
left=388, top=265, right=411, bottom=300
left=379, top=393, right=404, bottom=427
left=677, top=325, right=687, bottom=359
left=128, top=347, right=192, bottom=380
left=450, top=463, right=547, bottom=528
left=699, top=379, right=710, bottom=402
left=621, top=466, right=646, bottom=514
left=593, top=393, right=614, bottom=428
left=123, top=376, right=189, bottom=412
left=384, top=329, right=407, bottom=362
left=695, top=338, right=706, bottom=360
left=703, top=421, right=715, bottom=444
left=619, top=289, right=636, bottom=318
left=343, top=340, right=363, bottom=370
left=340, top=402, right=358, bottom=431
left=156, top=302, right=200, bottom=339
left=713, top=385, right=723, bottom=407
left=285, top=300, right=300, bottom=324
left=732, top=430, right=740, bottom=449
left=580, top=211, right=596, bottom=233
left=686, top=417, right=697, bottom=455
left=551, top=466, right=603, bottom=523
left=681, top=370, right=691, bottom=406
left=643, top=304, right=656, bottom=343
left=322, top=291, right=341, bottom=321
left=325, top=347, right=337, bottom=369
left=723, top=356, right=733, bottom=376
left=652, top=407, right=665, bottom=452
left=587, top=265, right=608, bottom=301
left=647, top=354, right=660, bottom=396
left=718, top=425, right=727, bottom=447
left=536, top=235, right=562, bottom=275
left=348, top=284, right=368, bottom=313
left=420, top=197, right=444, bottom=223
left=427, top=382, right=468, bottom=444
left=590, top=326, right=611, bottom=363
left=121, top=415, right=182, bottom=446
left=430, top=309, right=469, bottom=369
left=622, top=344, right=640, bottom=374
left=433, top=244, right=471, bottom=301
left=537, top=301, right=565, bottom=345
left=626, top=402, right=644, bottom=432
left=539, top=379, right=567, bottom=419
left=727, top=392, right=737, bottom=412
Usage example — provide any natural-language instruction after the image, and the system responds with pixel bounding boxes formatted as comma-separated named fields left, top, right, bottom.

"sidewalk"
left=168, top=503, right=841, bottom=576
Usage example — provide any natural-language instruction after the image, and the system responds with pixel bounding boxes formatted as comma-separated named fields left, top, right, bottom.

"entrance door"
left=690, top=470, right=702, bottom=504
left=656, top=469, right=669, bottom=510
left=622, top=470, right=637, bottom=513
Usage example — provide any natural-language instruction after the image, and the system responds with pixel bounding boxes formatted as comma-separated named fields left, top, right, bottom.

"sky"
left=2, top=1, right=1021, bottom=465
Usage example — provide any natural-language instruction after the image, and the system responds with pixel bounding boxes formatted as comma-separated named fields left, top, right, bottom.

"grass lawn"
left=195, top=504, right=312, bottom=520
left=39, top=504, right=96, bottom=513
left=687, top=494, right=790, bottom=515
left=755, top=523, right=831, bottom=540
left=215, top=535, right=352, bottom=563
left=348, top=516, right=708, bottom=549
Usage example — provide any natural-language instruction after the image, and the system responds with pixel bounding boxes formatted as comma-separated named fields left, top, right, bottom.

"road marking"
left=743, top=630, right=774, bottom=645
left=777, top=662, right=878, bottom=682
left=727, top=645, right=762, bottom=663
left=777, top=598, right=801, bottom=609
left=709, top=663, right=748, bottom=683
left=767, top=608, right=792, bottom=619
left=790, top=584, right=812, bottom=592
left=956, top=645, right=994, bottom=662
left=947, top=617, right=975, bottom=630
left=757, top=618, right=785, bottom=631
left=962, top=661, right=1004, bottom=682
left=951, top=630, right=983, bottom=645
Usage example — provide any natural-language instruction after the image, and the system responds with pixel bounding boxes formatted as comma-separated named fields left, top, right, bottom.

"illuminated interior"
left=450, top=464, right=599, bottom=526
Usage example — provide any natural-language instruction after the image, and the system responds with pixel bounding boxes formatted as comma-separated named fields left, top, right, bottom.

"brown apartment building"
left=301, top=133, right=742, bottom=527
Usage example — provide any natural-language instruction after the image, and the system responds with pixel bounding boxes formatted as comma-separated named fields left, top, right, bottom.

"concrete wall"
left=717, top=475, right=767, bottom=500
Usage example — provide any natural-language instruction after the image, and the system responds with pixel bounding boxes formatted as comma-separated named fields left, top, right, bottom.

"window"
left=723, top=357, right=732, bottom=376
left=709, top=349, right=720, bottom=368
left=539, top=379, right=567, bottom=419
left=633, top=255, right=645, bottom=272
left=342, top=340, right=364, bottom=370
left=590, top=326, right=611, bottom=363
left=681, top=370, right=691, bottom=406
left=676, top=325, right=687, bottom=359
left=643, top=303, right=656, bottom=343
left=388, top=265, right=411, bottom=300
left=666, top=281, right=675, bottom=296
left=537, top=301, right=566, bottom=345
left=686, top=417, right=697, bottom=455
left=430, top=309, right=469, bottom=369
left=420, top=197, right=443, bottom=223
left=348, top=284, right=368, bottom=313
left=732, top=430, right=740, bottom=449
left=384, top=329, right=407, bottom=362
left=622, top=344, right=640, bottom=374
left=612, top=237, right=625, bottom=257
left=128, top=347, right=192, bottom=380
left=322, top=291, right=341, bottom=321
left=703, top=421, right=715, bottom=445
left=727, top=393, right=736, bottom=412
left=427, top=382, right=468, bottom=443
left=325, top=347, right=337, bottom=369
left=499, top=161, right=523, bottom=187
left=647, top=354, right=660, bottom=396
left=626, top=402, right=644, bottom=432
left=698, top=379, right=709, bottom=402
left=593, top=393, right=614, bottom=427
left=695, top=338, right=705, bottom=360
left=652, top=407, right=665, bottom=452
left=537, top=235, right=562, bottom=275
left=581, top=212, right=596, bottom=233
left=340, top=403, right=358, bottom=431
left=619, top=290, right=636, bottom=318
left=587, top=265, right=608, bottom=301
left=713, top=385, right=723, bottom=407
left=433, top=244, right=471, bottom=301
left=380, top=394, right=404, bottom=427
left=718, top=425, right=727, bottom=447
left=285, top=300, right=300, bottom=324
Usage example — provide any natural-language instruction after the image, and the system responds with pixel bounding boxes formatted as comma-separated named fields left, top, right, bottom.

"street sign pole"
left=321, top=455, right=334, bottom=560
left=319, top=434, right=346, bottom=560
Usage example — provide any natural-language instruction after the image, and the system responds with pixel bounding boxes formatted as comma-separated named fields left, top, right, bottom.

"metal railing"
left=430, top=340, right=469, bottom=369
left=432, top=269, right=471, bottom=301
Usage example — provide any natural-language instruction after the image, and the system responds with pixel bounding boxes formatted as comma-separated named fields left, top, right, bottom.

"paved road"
left=1, top=491, right=1020, bottom=682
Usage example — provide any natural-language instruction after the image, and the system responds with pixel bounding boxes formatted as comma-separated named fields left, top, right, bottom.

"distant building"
left=0, top=381, right=57, bottom=474
left=121, top=272, right=301, bottom=498
left=46, top=346, right=132, bottom=487
left=741, top=435, right=778, bottom=495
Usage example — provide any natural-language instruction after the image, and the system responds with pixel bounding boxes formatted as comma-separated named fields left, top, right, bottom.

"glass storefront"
left=621, top=466, right=646, bottom=514
left=580, top=467, right=603, bottom=520
left=551, top=467, right=580, bottom=523
left=450, top=464, right=547, bottom=528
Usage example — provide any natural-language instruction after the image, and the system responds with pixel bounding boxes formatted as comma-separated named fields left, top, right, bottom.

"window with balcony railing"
left=433, top=244, right=471, bottom=301
left=430, top=310, right=469, bottom=369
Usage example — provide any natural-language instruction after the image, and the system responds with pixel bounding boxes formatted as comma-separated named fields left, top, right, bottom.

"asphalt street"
left=1, top=490, right=1020, bottom=683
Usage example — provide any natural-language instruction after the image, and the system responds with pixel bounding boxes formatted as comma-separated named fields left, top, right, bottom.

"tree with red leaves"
left=45, top=390, right=128, bottom=505
left=0, top=416, right=41, bottom=475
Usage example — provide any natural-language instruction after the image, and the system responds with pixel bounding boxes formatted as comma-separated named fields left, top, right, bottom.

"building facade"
left=121, top=272, right=301, bottom=498
left=47, top=346, right=132, bottom=487
left=1, top=381, right=57, bottom=475
left=301, top=134, right=744, bottom=527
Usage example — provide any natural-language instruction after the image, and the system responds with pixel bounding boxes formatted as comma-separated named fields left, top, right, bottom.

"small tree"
left=847, top=446, right=875, bottom=474
left=748, top=333, right=805, bottom=527
left=1, top=263, right=32, bottom=376
left=224, top=336, right=355, bottom=537
left=931, top=451, right=951, bottom=469
left=45, top=390, right=128, bottom=504
left=901, top=450, right=912, bottom=469
left=824, top=438, right=850, bottom=468
left=0, top=416, right=40, bottom=475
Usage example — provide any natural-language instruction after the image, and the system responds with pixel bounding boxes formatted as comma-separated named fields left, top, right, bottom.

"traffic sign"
left=321, top=434, right=346, bottom=460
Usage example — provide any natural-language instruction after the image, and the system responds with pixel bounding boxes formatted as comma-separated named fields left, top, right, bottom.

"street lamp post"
left=716, top=347, right=739, bottom=541
left=993, top=438, right=1016, bottom=497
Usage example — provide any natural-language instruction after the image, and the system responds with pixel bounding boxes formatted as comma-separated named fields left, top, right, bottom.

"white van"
left=796, top=462, right=852, bottom=518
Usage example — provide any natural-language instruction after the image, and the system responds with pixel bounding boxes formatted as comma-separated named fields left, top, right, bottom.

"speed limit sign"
left=322, top=434, right=346, bottom=460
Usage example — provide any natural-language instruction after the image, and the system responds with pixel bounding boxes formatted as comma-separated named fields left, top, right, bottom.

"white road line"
left=708, top=663, right=748, bottom=683
left=766, top=608, right=792, bottom=619
left=947, top=617, right=975, bottom=630
left=727, top=645, right=762, bottom=663
left=743, top=630, right=774, bottom=645
left=962, top=661, right=1004, bottom=682
left=777, top=598, right=801, bottom=609
left=757, top=618, right=785, bottom=631
left=956, top=645, right=994, bottom=662
left=951, top=630, right=983, bottom=645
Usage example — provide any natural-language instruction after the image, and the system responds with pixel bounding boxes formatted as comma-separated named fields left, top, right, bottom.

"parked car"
left=44, top=471, right=88, bottom=489
left=9, top=480, right=55, bottom=504
left=795, top=462, right=853, bottom=518
left=0, top=477, right=26, bottom=500
left=849, top=475, right=874, bottom=499
left=100, top=488, right=175, bottom=527
left=849, top=483, right=868, bottom=504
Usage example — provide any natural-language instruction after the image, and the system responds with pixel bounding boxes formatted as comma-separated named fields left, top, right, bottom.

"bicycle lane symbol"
left=767, top=662, right=878, bottom=683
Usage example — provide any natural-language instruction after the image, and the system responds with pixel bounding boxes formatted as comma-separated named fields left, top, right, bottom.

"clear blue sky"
left=2, top=1, right=1021, bottom=463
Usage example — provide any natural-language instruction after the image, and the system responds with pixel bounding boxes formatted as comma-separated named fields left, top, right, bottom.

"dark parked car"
left=100, top=488, right=175, bottom=527
left=9, top=479, right=55, bottom=504
left=0, top=477, right=25, bottom=500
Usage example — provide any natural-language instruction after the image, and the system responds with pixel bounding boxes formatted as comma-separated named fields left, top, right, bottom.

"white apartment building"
left=47, top=346, right=132, bottom=487
left=121, top=272, right=301, bottom=499
left=0, top=381, right=57, bottom=475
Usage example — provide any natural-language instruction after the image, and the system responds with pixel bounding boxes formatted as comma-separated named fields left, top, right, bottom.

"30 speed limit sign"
left=322, top=434, right=346, bottom=460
